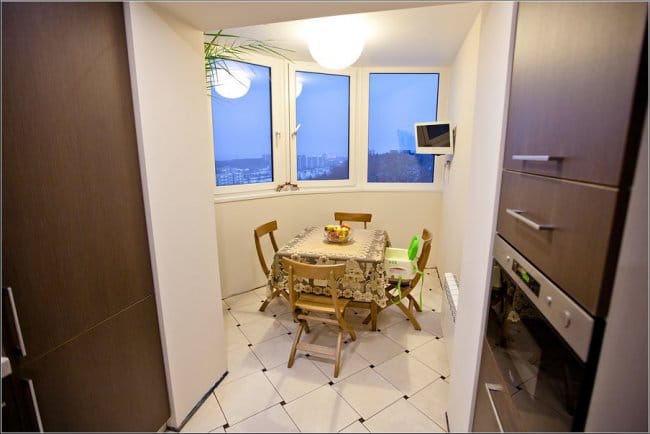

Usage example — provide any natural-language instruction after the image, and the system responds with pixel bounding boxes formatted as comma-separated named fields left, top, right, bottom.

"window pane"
left=368, top=73, right=439, bottom=183
left=212, top=60, right=272, bottom=186
left=296, top=71, right=349, bottom=181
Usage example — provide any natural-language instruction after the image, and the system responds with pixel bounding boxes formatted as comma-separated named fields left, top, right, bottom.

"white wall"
left=585, top=113, right=648, bottom=432
left=437, top=11, right=482, bottom=279
left=447, top=3, right=516, bottom=431
left=215, top=191, right=442, bottom=297
left=124, top=3, right=227, bottom=429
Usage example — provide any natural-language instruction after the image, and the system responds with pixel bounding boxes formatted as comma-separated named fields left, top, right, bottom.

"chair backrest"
left=334, top=212, right=372, bottom=229
left=411, top=228, right=432, bottom=288
left=281, top=257, right=345, bottom=308
left=254, top=220, right=279, bottom=276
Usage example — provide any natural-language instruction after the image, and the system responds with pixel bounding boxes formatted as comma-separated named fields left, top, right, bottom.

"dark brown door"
left=2, top=2, right=169, bottom=430
left=503, top=2, right=647, bottom=186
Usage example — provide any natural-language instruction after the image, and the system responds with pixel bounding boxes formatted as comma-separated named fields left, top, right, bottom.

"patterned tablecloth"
left=269, top=226, right=389, bottom=308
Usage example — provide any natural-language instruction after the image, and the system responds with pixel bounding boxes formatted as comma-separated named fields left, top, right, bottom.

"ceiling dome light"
left=306, top=15, right=366, bottom=70
left=211, top=63, right=251, bottom=99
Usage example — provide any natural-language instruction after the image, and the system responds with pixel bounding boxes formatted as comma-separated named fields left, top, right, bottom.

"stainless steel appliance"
left=473, top=235, right=604, bottom=432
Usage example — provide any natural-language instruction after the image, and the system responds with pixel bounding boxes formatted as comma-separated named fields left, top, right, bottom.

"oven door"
left=474, top=236, right=596, bottom=432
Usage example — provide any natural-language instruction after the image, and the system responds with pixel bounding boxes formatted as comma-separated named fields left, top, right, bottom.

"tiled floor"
left=181, top=268, right=451, bottom=433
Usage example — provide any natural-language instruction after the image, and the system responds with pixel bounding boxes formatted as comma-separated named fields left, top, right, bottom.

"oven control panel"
left=493, top=235, right=594, bottom=362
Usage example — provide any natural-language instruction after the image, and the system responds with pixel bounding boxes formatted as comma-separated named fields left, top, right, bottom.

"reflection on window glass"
left=212, top=60, right=272, bottom=186
left=368, top=73, right=439, bottom=183
left=296, top=71, right=349, bottom=181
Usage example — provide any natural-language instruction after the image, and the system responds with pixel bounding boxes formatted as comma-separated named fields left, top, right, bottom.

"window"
left=211, top=60, right=273, bottom=187
left=367, top=73, right=439, bottom=183
left=294, top=71, right=350, bottom=181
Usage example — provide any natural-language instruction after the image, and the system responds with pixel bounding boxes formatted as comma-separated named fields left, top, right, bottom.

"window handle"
left=291, top=123, right=301, bottom=137
left=274, top=131, right=281, bottom=148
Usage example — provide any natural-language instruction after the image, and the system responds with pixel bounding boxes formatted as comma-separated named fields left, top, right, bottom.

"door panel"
left=2, top=2, right=154, bottom=361
left=20, top=297, right=169, bottom=432
left=497, top=170, right=618, bottom=315
left=504, top=2, right=647, bottom=186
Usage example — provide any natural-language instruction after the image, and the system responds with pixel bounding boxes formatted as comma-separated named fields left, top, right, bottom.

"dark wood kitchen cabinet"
left=504, top=2, right=647, bottom=187
left=2, top=3, right=169, bottom=431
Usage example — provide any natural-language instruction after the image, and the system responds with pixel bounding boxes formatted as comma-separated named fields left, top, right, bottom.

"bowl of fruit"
left=324, top=224, right=352, bottom=243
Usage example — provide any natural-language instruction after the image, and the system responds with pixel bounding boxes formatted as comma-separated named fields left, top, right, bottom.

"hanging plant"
left=204, top=30, right=293, bottom=95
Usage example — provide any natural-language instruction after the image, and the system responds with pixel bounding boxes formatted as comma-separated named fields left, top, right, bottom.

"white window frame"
left=211, top=54, right=289, bottom=195
left=357, top=66, right=450, bottom=191
left=288, top=61, right=357, bottom=189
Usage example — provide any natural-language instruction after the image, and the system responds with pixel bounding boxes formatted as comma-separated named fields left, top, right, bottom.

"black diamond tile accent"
left=236, top=324, right=241, bottom=327
left=344, top=341, right=348, bottom=344
left=369, top=364, right=375, bottom=368
left=287, top=332, right=292, bottom=335
left=358, top=417, right=365, bottom=423
left=328, top=381, right=334, bottom=386
left=247, top=343, right=252, bottom=347
left=222, top=423, right=229, bottom=429
left=280, top=400, right=286, bottom=406
left=440, top=375, right=446, bottom=380
left=435, top=336, right=440, bottom=340
left=377, top=329, right=381, bottom=332
left=306, top=353, right=310, bottom=357
left=273, top=314, right=277, bottom=318
left=262, top=368, right=267, bottom=372
left=432, top=308, right=436, bottom=312
left=227, top=307, right=231, bottom=310
left=405, top=349, right=410, bottom=353
left=403, top=394, right=409, bottom=400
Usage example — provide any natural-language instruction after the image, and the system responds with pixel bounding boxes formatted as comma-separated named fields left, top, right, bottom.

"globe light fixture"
left=211, top=62, right=251, bottom=99
left=306, top=15, right=366, bottom=70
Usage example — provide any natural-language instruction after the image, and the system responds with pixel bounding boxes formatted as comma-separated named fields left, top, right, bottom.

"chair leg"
left=288, top=322, right=306, bottom=368
left=396, top=301, right=422, bottom=331
left=340, top=317, right=357, bottom=341
left=371, top=302, right=378, bottom=331
left=334, top=331, right=344, bottom=378
left=259, top=288, right=278, bottom=312
left=408, top=294, right=423, bottom=312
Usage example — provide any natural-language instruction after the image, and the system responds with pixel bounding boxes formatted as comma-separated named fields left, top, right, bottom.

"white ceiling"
left=158, top=2, right=484, bottom=67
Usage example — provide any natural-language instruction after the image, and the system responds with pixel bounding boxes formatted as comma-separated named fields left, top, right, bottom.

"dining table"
left=268, top=225, right=391, bottom=330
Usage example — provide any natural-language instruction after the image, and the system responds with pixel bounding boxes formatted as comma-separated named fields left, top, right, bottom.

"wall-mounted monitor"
left=414, top=121, right=454, bottom=155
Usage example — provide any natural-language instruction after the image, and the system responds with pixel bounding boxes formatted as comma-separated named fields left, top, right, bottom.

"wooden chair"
left=282, top=257, right=356, bottom=378
left=334, top=212, right=372, bottom=229
left=254, top=220, right=289, bottom=312
left=364, top=228, right=432, bottom=330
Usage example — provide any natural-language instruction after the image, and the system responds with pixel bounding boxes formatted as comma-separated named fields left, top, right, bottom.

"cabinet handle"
left=506, top=208, right=555, bottom=231
left=3, top=287, right=27, bottom=357
left=25, top=378, right=44, bottom=432
left=511, top=155, right=563, bottom=161
left=485, top=382, right=505, bottom=433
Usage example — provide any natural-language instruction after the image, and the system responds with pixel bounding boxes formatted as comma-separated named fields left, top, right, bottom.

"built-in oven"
left=473, top=235, right=605, bottom=432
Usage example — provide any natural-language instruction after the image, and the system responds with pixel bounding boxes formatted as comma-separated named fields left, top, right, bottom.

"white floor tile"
left=284, top=385, right=360, bottom=433
left=374, top=352, right=441, bottom=397
left=225, top=404, right=299, bottom=433
left=210, top=428, right=226, bottom=433
left=332, top=368, right=403, bottom=420
left=181, top=394, right=226, bottom=433
left=350, top=331, right=405, bottom=365
left=222, top=345, right=264, bottom=385
left=228, top=300, right=277, bottom=325
left=214, top=371, right=282, bottom=425
left=311, top=346, right=370, bottom=383
left=276, top=311, right=299, bottom=331
left=339, top=420, right=369, bottom=433
left=381, top=319, right=436, bottom=351
left=225, top=321, right=251, bottom=351
left=251, top=334, right=294, bottom=370
left=374, top=307, right=410, bottom=330
left=224, top=291, right=266, bottom=309
left=408, top=378, right=449, bottom=430
left=409, top=338, right=450, bottom=376
left=265, top=357, right=330, bottom=403
left=415, top=310, right=443, bottom=337
left=363, top=398, right=444, bottom=433
left=238, top=316, right=289, bottom=345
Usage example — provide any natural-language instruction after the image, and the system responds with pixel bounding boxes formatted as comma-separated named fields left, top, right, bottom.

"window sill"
left=212, top=183, right=443, bottom=204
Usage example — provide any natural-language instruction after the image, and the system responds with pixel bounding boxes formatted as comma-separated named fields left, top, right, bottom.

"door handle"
left=3, top=287, right=27, bottom=357
left=511, top=155, right=563, bottom=161
left=24, top=378, right=44, bottom=432
left=506, top=208, right=555, bottom=231
left=485, top=382, right=505, bottom=433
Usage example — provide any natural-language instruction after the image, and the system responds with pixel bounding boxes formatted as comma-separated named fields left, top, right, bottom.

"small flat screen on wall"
left=414, top=121, right=454, bottom=155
